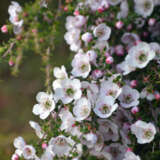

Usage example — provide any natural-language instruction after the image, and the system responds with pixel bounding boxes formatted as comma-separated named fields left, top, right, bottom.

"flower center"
left=144, top=129, right=153, bottom=139
left=55, top=137, right=67, bottom=146
left=66, top=88, right=74, bottom=96
left=100, top=105, right=110, bottom=114
left=44, top=99, right=52, bottom=109
left=144, top=1, right=151, bottom=10
left=138, top=52, right=147, bottom=62
left=123, top=94, right=133, bottom=104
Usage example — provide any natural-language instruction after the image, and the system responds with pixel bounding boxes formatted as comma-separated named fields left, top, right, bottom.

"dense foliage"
left=1, top=0, right=160, bottom=160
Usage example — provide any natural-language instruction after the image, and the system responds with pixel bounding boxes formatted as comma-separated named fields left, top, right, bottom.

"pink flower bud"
left=115, top=21, right=124, bottom=29
left=154, top=93, right=160, bottom=100
left=127, top=24, right=132, bottom=31
left=115, top=45, right=124, bottom=56
left=148, top=18, right=156, bottom=26
left=32, top=29, right=37, bottom=33
left=105, top=56, right=114, bottom=64
left=42, top=143, right=48, bottom=149
left=127, top=148, right=132, bottom=152
left=143, top=32, right=148, bottom=37
left=9, top=60, right=14, bottom=66
left=131, top=106, right=139, bottom=114
left=130, top=80, right=137, bottom=88
left=1, top=25, right=8, bottom=33
left=64, top=6, right=68, bottom=12
left=12, top=154, right=19, bottom=160
left=74, top=10, right=80, bottom=16
left=98, top=8, right=104, bottom=13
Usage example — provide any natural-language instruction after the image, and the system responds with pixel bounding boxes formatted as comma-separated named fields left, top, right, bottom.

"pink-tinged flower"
left=74, top=10, right=79, bottom=16
left=42, top=143, right=48, bottom=149
left=11, top=154, right=19, bottom=160
left=98, top=8, right=104, bottom=13
left=131, top=106, right=139, bottom=114
left=92, top=69, right=103, bottom=79
left=64, top=6, right=68, bottom=12
left=81, top=32, right=93, bottom=43
left=115, top=21, right=124, bottom=29
left=148, top=18, right=156, bottom=26
left=126, top=148, right=132, bottom=152
left=154, top=92, right=160, bottom=100
left=127, top=24, right=132, bottom=31
left=115, top=45, right=124, bottom=56
left=130, top=80, right=137, bottom=88
left=106, top=56, right=114, bottom=64
left=1, top=25, right=8, bottom=33
left=9, top=60, right=14, bottom=66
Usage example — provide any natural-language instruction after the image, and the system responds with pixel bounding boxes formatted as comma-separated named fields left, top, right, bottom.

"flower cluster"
left=10, top=0, right=160, bottom=160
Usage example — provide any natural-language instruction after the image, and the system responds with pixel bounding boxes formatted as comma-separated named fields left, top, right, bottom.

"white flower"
left=131, top=120, right=156, bottom=144
left=93, top=40, right=109, bottom=51
left=22, top=145, right=36, bottom=159
left=150, top=42, right=160, bottom=60
left=85, top=0, right=107, bottom=11
left=98, top=119, right=119, bottom=141
left=65, top=15, right=86, bottom=30
left=82, top=133, right=98, bottom=148
left=82, top=32, right=93, bottom=43
left=73, top=97, right=91, bottom=121
left=53, top=65, right=68, bottom=79
left=8, top=1, right=22, bottom=16
left=125, top=42, right=155, bottom=69
left=93, top=23, right=111, bottom=41
left=13, top=137, right=26, bottom=156
left=74, top=15, right=87, bottom=28
left=94, top=96, right=118, bottom=118
left=29, top=121, right=44, bottom=139
left=107, top=0, right=122, bottom=6
left=99, top=80, right=122, bottom=100
left=153, top=0, right=160, bottom=5
left=140, top=87, right=155, bottom=101
left=81, top=81, right=99, bottom=106
left=41, top=146, right=54, bottom=160
left=52, top=66, right=68, bottom=91
left=59, top=108, right=82, bottom=137
left=117, top=61, right=136, bottom=75
left=119, top=85, right=140, bottom=108
left=8, top=1, right=23, bottom=34
left=134, top=0, right=154, bottom=17
left=64, top=28, right=81, bottom=45
left=123, top=151, right=141, bottom=160
left=86, top=50, right=97, bottom=65
left=71, top=52, right=91, bottom=78
left=49, top=135, right=75, bottom=157
left=121, top=33, right=140, bottom=49
left=54, top=78, right=82, bottom=104
left=117, top=0, right=129, bottom=19
left=103, top=143, right=126, bottom=160
left=32, top=92, right=55, bottom=119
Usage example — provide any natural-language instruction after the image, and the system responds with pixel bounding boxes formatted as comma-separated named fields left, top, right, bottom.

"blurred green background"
left=0, top=0, right=70, bottom=159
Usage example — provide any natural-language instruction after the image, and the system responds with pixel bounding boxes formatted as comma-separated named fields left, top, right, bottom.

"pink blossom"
left=42, top=142, right=48, bottom=149
left=1, top=25, right=8, bottom=33
left=131, top=106, right=139, bottom=114
left=105, top=56, right=114, bottom=64
left=115, top=21, right=124, bottom=29
left=148, top=18, right=156, bottom=26
left=130, top=80, right=137, bottom=88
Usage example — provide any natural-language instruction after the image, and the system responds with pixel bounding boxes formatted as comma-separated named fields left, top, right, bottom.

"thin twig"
left=2, top=42, right=15, bottom=58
